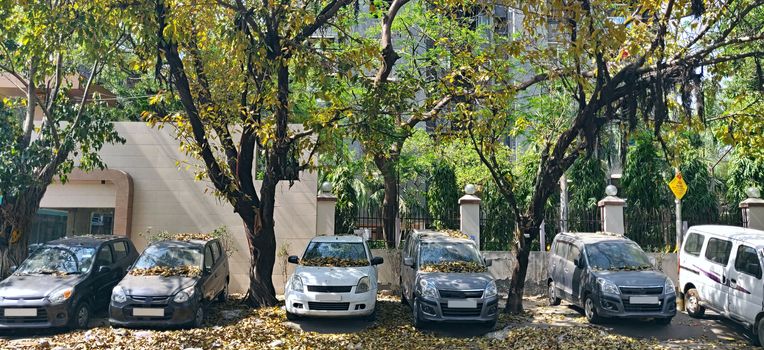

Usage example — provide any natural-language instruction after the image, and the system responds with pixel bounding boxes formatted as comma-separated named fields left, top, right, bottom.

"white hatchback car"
left=284, top=235, right=383, bottom=320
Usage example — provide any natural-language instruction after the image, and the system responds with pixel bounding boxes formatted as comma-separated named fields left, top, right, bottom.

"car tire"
left=70, top=301, right=91, bottom=329
left=217, top=281, right=229, bottom=303
left=548, top=281, right=561, bottom=306
left=192, top=306, right=204, bottom=328
left=654, top=317, right=672, bottom=326
left=584, top=296, right=602, bottom=324
left=684, top=288, right=705, bottom=318
left=754, top=318, right=764, bottom=347
left=400, top=279, right=408, bottom=306
left=363, top=308, right=377, bottom=322
left=412, top=300, right=426, bottom=329
left=286, top=310, right=300, bottom=321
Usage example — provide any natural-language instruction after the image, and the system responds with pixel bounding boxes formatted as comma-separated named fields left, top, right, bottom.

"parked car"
left=285, top=235, right=383, bottom=320
left=679, top=225, right=764, bottom=346
left=109, top=237, right=229, bottom=328
left=400, top=230, right=498, bottom=328
left=547, top=232, right=676, bottom=325
left=0, top=235, right=138, bottom=329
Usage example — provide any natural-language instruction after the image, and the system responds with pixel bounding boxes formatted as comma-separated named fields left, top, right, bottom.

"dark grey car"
left=109, top=238, right=228, bottom=328
left=547, top=232, right=676, bottom=324
left=0, top=236, right=138, bottom=329
left=400, top=230, right=499, bottom=328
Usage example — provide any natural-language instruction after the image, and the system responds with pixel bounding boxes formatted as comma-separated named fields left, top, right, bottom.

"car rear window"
left=704, top=238, right=733, bottom=266
left=683, top=233, right=704, bottom=256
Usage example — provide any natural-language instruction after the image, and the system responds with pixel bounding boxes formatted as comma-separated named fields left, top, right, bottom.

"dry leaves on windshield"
left=420, top=261, right=487, bottom=273
left=129, top=265, right=202, bottom=277
left=300, top=257, right=368, bottom=267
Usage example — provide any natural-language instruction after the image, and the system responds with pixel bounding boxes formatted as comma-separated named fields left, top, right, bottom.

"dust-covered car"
left=109, top=237, right=228, bottom=328
left=0, top=235, right=137, bottom=329
left=400, top=230, right=498, bottom=328
left=285, top=235, right=383, bottom=320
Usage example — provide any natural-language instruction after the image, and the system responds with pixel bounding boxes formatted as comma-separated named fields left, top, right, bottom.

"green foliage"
left=567, top=156, right=607, bottom=214
left=426, top=160, right=459, bottom=229
left=622, top=133, right=671, bottom=210
left=328, top=166, right=359, bottom=235
left=726, top=153, right=764, bottom=205
left=680, top=157, right=720, bottom=225
left=480, top=182, right=514, bottom=251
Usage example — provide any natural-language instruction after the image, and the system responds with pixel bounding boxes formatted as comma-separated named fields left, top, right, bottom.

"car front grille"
left=619, top=286, right=663, bottom=295
left=308, top=302, right=350, bottom=311
left=438, top=290, right=484, bottom=299
left=130, top=295, right=171, bottom=303
left=623, top=301, right=663, bottom=312
left=307, top=285, right=353, bottom=293
left=0, top=307, right=48, bottom=323
left=441, top=303, right=483, bottom=317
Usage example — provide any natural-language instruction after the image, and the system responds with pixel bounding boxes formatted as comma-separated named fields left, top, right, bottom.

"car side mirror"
left=287, top=256, right=299, bottom=264
left=484, top=259, right=492, bottom=267
left=574, top=257, right=585, bottom=268
left=403, top=257, right=414, bottom=267
left=371, top=257, right=384, bottom=265
left=98, top=265, right=112, bottom=273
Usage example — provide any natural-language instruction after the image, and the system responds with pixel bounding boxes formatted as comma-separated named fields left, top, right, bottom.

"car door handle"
left=730, top=278, right=737, bottom=286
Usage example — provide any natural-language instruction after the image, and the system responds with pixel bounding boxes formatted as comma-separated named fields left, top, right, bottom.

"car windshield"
left=133, top=244, right=203, bottom=269
left=419, top=241, right=482, bottom=265
left=301, top=242, right=368, bottom=266
left=16, top=246, right=96, bottom=275
left=585, top=241, right=653, bottom=270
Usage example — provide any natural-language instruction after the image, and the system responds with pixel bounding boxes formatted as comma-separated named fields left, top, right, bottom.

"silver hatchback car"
left=400, top=230, right=499, bottom=328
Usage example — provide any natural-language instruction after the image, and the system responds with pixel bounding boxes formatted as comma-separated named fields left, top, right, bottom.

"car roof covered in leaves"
left=47, top=235, right=122, bottom=248
left=151, top=239, right=208, bottom=248
left=413, top=230, right=475, bottom=244
left=558, top=232, right=633, bottom=245
left=311, top=235, right=364, bottom=243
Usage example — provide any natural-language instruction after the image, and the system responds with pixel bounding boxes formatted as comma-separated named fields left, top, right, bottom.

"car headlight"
left=483, top=280, right=498, bottom=298
left=597, top=278, right=620, bottom=295
left=49, top=288, right=73, bottom=304
left=173, top=287, right=195, bottom=303
left=356, top=276, right=370, bottom=294
left=417, top=279, right=439, bottom=300
left=290, top=275, right=304, bottom=293
left=112, top=286, right=127, bottom=303
left=664, top=278, right=676, bottom=295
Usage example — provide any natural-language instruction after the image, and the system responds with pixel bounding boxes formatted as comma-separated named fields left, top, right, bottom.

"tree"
left=0, top=1, right=125, bottom=274
left=120, top=0, right=358, bottom=306
left=426, top=160, right=459, bottom=229
left=446, top=0, right=764, bottom=313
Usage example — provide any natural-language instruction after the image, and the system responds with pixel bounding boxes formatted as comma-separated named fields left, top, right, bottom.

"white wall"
left=40, top=122, right=319, bottom=293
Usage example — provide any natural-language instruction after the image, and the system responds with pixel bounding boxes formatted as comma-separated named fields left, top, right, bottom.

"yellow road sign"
left=669, top=172, right=688, bottom=200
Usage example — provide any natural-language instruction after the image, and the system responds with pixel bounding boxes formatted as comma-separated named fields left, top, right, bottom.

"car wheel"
left=412, top=300, right=426, bottom=329
left=654, top=317, right=672, bottom=326
left=363, top=308, right=377, bottom=322
left=217, top=282, right=229, bottom=303
left=548, top=281, right=561, bottom=306
left=754, top=318, right=764, bottom=347
left=400, top=283, right=408, bottom=306
left=584, top=296, right=601, bottom=324
left=684, top=288, right=705, bottom=318
left=286, top=310, right=300, bottom=321
left=70, top=301, right=91, bottom=329
left=192, top=306, right=204, bottom=328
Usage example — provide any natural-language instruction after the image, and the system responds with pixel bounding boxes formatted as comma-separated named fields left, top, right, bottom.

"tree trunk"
left=504, top=217, right=537, bottom=314
left=376, top=155, right=399, bottom=248
left=243, top=173, right=279, bottom=307
left=0, top=185, right=48, bottom=277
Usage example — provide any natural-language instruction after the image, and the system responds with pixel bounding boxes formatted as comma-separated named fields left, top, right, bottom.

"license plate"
left=4, top=308, right=37, bottom=317
left=316, top=294, right=342, bottom=302
left=630, top=296, right=660, bottom=305
left=447, top=299, right=477, bottom=308
left=132, top=308, right=165, bottom=317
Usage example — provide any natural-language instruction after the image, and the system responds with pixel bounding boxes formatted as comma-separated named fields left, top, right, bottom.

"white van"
left=679, top=225, right=764, bottom=346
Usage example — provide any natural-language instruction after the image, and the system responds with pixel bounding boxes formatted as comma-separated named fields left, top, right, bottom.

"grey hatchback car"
left=109, top=238, right=229, bottom=328
left=547, top=232, right=676, bottom=324
left=400, top=230, right=498, bottom=328
left=0, top=235, right=138, bottom=329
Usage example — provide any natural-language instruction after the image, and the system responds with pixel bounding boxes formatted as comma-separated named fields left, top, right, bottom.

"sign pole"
left=675, top=198, right=682, bottom=252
